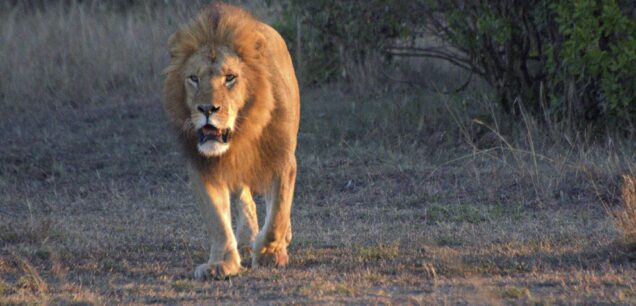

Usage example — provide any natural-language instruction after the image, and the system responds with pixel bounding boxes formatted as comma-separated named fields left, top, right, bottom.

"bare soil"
left=1, top=88, right=635, bottom=305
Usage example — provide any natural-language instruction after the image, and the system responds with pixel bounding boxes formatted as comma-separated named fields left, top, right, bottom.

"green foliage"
left=427, top=203, right=490, bottom=224
left=430, top=0, right=636, bottom=127
left=431, top=1, right=556, bottom=114
left=552, top=0, right=636, bottom=121
left=277, top=0, right=636, bottom=129
left=276, top=0, right=412, bottom=84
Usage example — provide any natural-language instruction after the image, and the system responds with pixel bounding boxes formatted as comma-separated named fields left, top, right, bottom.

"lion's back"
left=259, top=23, right=300, bottom=129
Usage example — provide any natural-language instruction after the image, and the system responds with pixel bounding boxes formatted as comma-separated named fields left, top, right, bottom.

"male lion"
left=163, top=3, right=299, bottom=280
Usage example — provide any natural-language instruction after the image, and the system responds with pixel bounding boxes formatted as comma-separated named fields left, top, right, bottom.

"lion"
left=163, top=2, right=299, bottom=280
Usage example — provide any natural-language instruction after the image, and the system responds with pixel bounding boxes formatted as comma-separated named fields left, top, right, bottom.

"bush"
left=278, top=0, right=636, bottom=130
left=420, top=1, right=556, bottom=115
left=551, top=0, right=636, bottom=123
left=274, top=0, right=414, bottom=85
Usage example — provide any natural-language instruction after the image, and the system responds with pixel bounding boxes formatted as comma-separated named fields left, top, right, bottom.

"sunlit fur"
left=164, top=2, right=299, bottom=191
left=163, top=2, right=300, bottom=280
left=198, top=140, right=230, bottom=157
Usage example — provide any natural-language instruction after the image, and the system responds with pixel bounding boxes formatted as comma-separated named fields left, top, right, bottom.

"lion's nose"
left=197, top=104, right=220, bottom=116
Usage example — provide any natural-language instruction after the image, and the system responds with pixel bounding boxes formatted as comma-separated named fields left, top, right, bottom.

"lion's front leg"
left=252, top=159, right=296, bottom=268
left=236, top=187, right=259, bottom=267
left=189, top=168, right=243, bottom=280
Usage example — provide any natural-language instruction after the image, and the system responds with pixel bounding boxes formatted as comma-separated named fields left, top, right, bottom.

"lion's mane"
left=163, top=3, right=299, bottom=193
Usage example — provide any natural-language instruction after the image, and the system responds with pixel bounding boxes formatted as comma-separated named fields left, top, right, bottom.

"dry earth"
left=1, top=87, right=635, bottom=305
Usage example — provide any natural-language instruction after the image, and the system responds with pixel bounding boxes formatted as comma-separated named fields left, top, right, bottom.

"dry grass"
left=613, top=175, right=636, bottom=249
left=0, top=0, right=270, bottom=109
left=1, top=3, right=163, bottom=107
left=2, top=1, right=636, bottom=305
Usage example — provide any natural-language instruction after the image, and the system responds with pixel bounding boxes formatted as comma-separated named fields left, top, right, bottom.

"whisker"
left=181, top=118, right=194, bottom=133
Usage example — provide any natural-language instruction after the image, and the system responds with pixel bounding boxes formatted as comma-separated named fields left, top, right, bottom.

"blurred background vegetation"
left=1, top=0, right=634, bottom=136
left=277, top=0, right=636, bottom=132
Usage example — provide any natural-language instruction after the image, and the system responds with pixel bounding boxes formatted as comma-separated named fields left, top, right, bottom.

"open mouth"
left=196, top=124, right=231, bottom=144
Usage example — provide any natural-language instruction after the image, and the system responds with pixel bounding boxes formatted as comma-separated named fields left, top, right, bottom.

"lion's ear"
left=253, top=33, right=265, bottom=56
left=168, top=30, right=195, bottom=62
left=243, top=31, right=266, bottom=60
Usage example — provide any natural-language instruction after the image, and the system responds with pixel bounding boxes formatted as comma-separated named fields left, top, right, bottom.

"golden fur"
left=163, top=2, right=299, bottom=280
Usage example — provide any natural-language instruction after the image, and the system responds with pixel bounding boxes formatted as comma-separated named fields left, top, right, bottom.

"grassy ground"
left=2, top=2, right=636, bottom=305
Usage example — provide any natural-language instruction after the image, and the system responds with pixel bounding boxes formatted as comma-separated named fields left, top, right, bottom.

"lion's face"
left=183, top=46, right=248, bottom=157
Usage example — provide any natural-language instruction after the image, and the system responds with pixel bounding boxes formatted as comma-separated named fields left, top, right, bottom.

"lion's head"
left=180, top=45, right=249, bottom=156
left=164, top=3, right=269, bottom=158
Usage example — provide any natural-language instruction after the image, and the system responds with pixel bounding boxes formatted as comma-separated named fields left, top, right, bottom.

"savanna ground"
left=1, top=1, right=636, bottom=305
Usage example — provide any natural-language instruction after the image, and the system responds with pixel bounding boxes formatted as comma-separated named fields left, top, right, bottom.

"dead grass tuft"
left=0, top=218, right=61, bottom=245
left=16, top=257, right=48, bottom=295
left=613, top=175, right=636, bottom=249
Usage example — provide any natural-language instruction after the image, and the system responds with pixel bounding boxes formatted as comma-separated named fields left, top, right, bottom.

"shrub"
left=274, top=0, right=414, bottom=85
left=278, top=0, right=636, bottom=130
left=419, top=1, right=556, bottom=115
left=551, top=0, right=636, bottom=123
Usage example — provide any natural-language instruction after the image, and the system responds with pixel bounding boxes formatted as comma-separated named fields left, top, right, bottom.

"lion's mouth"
left=197, top=124, right=232, bottom=144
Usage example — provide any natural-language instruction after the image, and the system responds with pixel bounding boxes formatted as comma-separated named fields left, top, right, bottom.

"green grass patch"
left=353, top=242, right=399, bottom=261
left=426, top=203, right=522, bottom=224
left=299, top=280, right=357, bottom=297
left=435, top=235, right=463, bottom=246
left=0, top=280, right=12, bottom=295
left=34, top=248, right=51, bottom=261
left=495, top=286, right=530, bottom=299
left=171, top=280, right=196, bottom=292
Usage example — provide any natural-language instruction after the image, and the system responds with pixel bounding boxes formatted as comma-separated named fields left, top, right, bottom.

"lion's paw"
left=194, top=261, right=244, bottom=281
left=238, top=245, right=253, bottom=268
left=253, top=248, right=288, bottom=268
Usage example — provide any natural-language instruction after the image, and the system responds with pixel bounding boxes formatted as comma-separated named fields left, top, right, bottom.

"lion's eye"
left=225, top=74, right=236, bottom=86
left=187, top=75, right=199, bottom=86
